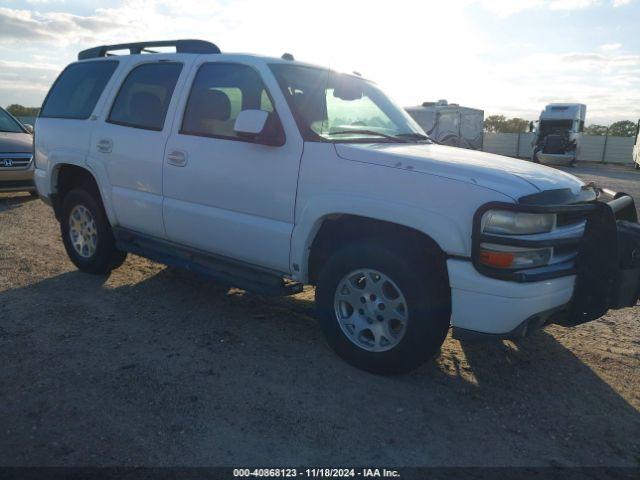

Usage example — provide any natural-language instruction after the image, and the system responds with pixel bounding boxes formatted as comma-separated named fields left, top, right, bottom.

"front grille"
left=0, top=153, right=32, bottom=170
left=557, top=210, right=589, bottom=227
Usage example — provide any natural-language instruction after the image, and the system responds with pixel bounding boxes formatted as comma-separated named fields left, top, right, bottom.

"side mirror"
left=234, top=110, right=269, bottom=140
left=24, top=124, right=34, bottom=134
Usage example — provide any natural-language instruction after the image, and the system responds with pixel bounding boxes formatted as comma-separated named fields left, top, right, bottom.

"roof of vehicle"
left=540, top=103, right=587, bottom=121
left=75, top=39, right=369, bottom=80
left=405, top=102, right=484, bottom=115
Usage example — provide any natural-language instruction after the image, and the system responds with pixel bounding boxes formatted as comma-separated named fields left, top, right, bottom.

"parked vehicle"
left=634, top=121, right=639, bottom=170
left=405, top=100, right=484, bottom=150
left=34, top=40, right=640, bottom=373
left=0, top=106, right=36, bottom=195
left=531, top=103, right=586, bottom=166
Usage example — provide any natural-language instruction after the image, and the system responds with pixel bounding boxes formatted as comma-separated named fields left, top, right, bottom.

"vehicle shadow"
left=0, top=192, right=37, bottom=213
left=0, top=266, right=638, bottom=467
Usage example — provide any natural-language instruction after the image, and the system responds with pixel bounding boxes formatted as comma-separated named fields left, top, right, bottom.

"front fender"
left=290, top=193, right=468, bottom=282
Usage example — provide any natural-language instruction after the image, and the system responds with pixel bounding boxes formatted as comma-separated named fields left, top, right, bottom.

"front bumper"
left=448, top=259, right=575, bottom=336
left=452, top=189, right=640, bottom=339
left=537, top=152, right=576, bottom=166
left=0, top=161, right=35, bottom=192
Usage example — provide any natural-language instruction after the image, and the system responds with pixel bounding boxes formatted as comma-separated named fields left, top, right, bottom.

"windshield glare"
left=0, top=108, right=24, bottom=134
left=270, top=64, right=427, bottom=142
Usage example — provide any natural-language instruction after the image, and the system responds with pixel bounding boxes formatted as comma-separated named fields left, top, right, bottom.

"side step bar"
left=113, top=228, right=303, bottom=297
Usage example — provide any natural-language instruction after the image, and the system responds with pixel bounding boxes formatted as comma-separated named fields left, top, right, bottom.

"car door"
left=162, top=60, right=303, bottom=273
left=90, top=59, right=189, bottom=238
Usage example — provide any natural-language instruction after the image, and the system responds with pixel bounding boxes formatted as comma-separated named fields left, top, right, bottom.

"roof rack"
left=78, top=39, right=221, bottom=60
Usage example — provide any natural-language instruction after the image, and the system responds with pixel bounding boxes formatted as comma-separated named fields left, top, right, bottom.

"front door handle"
left=96, top=138, right=113, bottom=154
left=167, top=150, right=188, bottom=167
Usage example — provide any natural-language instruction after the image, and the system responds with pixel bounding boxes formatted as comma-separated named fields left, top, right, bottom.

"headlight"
left=479, top=243, right=552, bottom=270
left=481, top=210, right=556, bottom=235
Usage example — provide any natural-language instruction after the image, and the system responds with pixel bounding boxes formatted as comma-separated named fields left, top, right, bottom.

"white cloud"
left=0, top=6, right=133, bottom=44
left=548, top=0, right=599, bottom=10
left=600, top=43, right=622, bottom=50
left=613, top=0, right=633, bottom=6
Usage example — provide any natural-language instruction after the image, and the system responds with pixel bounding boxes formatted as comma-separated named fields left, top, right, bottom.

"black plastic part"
left=113, top=228, right=303, bottom=297
left=558, top=200, right=640, bottom=326
left=519, top=186, right=597, bottom=205
left=78, top=40, right=220, bottom=60
left=281, top=53, right=295, bottom=61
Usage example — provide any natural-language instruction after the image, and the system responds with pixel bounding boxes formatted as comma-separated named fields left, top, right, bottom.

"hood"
left=0, top=132, right=33, bottom=154
left=335, top=143, right=584, bottom=200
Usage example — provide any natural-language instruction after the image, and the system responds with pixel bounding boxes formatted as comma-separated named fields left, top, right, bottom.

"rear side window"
left=40, top=61, right=118, bottom=119
left=108, top=62, right=183, bottom=131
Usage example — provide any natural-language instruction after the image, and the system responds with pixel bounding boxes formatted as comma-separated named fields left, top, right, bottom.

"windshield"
left=270, top=64, right=428, bottom=143
left=0, top=108, right=25, bottom=133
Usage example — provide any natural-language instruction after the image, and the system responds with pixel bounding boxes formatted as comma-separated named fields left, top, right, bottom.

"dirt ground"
left=0, top=162, right=638, bottom=467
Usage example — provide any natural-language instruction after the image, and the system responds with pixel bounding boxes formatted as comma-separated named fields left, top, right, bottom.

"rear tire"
left=60, top=187, right=127, bottom=274
left=315, top=240, right=450, bottom=374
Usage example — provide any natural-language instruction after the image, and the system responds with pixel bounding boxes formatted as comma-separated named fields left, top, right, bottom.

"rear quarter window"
left=40, top=61, right=119, bottom=119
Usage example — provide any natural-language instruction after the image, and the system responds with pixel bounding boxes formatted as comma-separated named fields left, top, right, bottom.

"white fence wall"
left=482, top=133, right=635, bottom=165
left=601, top=136, right=636, bottom=164
left=578, top=136, right=607, bottom=162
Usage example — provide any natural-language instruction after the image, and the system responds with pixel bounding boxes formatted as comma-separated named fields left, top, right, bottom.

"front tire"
left=315, top=241, right=450, bottom=374
left=61, top=187, right=127, bottom=274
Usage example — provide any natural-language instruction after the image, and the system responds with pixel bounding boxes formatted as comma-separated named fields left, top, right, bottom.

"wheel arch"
left=305, top=214, right=452, bottom=286
left=51, top=163, right=115, bottom=224
left=291, top=196, right=467, bottom=284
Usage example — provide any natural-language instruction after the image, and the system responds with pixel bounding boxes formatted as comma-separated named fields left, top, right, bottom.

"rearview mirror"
left=24, top=124, right=34, bottom=134
left=333, top=76, right=363, bottom=101
left=234, top=110, right=269, bottom=139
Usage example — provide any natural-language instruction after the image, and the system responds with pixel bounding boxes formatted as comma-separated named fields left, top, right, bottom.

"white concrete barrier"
left=483, top=133, right=635, bottom=164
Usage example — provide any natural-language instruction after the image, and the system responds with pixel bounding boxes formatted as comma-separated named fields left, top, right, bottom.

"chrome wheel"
left=333, top=269, right=409, bottom=352
left=68, top=204, right=98, bottom=258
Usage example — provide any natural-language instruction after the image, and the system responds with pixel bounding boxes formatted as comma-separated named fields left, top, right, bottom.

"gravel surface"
left=0, top=162, right=638, bottom=467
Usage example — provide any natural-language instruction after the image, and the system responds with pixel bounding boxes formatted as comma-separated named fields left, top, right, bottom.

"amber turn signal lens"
left=479, top=250, right=515, bottom=268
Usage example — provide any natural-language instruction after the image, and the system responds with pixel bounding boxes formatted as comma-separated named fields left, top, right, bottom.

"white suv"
left=34, top=40, right=640, bottom=373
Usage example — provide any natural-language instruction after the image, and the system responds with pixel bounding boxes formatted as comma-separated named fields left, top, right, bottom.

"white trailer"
left=531, top=103, right=586, bottom=166
left=406, top=100, right=484, bottom=150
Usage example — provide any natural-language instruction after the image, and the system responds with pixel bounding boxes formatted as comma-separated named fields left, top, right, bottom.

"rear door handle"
left=167, top=150, right=188, bottom=167
left=96, top=138, right=113, bottom=154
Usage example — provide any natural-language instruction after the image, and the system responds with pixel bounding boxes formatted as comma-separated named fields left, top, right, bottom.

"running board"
left=113, top=228, right=303, bottom=297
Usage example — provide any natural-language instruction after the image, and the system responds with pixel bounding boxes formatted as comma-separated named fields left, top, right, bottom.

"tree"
left=484, top=115, right=530, bottom=133
left=484, top=115, right=507, bottom=133
left=503, top=117, right=530, bottom=133
left=608, top=120, right=637, bottom=137
left=584, top=124, right=608, bottom=136
left=6, top=104, right=39, bottom=117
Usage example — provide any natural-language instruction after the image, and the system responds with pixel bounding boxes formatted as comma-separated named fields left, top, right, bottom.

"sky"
left=0, top=0, right=639, bottom=125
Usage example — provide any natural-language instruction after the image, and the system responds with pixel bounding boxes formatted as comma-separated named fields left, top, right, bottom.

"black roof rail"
left=78, top=39, right=220, bottom=60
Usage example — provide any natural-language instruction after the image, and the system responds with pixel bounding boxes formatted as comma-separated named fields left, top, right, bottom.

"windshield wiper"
left=395, top=132, right=437, bottom=143
left=328, top=130, right=405, bottom=143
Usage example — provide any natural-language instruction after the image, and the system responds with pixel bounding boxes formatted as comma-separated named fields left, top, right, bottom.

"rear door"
left=90, top=58, right=190, bottom=238
left=162, top=60, right=303, bottom=272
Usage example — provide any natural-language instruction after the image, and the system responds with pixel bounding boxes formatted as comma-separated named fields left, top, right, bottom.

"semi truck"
left=531, top=103, right=587, bottom=166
